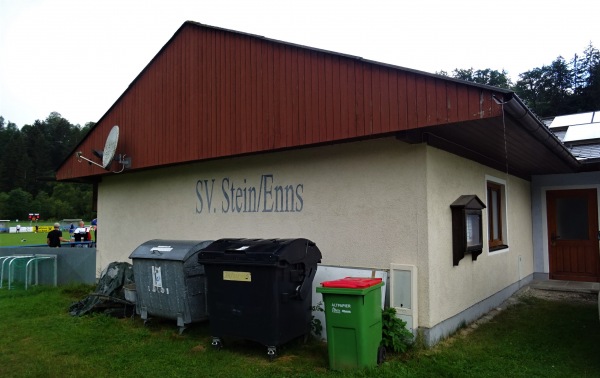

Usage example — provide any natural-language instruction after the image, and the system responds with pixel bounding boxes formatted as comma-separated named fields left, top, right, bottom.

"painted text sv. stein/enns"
left=195, top=174, right=304, bottom=214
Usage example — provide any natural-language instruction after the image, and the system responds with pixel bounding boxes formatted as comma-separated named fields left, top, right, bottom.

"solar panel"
left=549, top=112, right=594, bottom=128
left=563, top=123, right=600, bottom=142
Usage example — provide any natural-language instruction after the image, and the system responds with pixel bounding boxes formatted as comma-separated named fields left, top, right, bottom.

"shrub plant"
left=381, top=306, right=413, bottom=353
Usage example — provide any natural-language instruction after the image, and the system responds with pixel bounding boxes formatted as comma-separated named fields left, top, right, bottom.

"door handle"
left=551, top=233, right=560, bottom=246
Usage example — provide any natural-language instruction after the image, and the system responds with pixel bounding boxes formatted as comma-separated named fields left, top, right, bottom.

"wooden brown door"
left=546, top=189, right=600, bottom=282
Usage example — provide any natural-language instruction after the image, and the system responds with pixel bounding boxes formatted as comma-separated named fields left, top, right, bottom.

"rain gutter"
left=496, top=92, right=581, bottom=171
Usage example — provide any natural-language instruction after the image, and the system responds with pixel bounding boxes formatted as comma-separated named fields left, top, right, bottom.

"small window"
left=486, top=180, right=507, bottom=250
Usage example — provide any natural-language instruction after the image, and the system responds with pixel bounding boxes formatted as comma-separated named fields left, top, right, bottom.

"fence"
left=0, top=246, right=96, bottom=286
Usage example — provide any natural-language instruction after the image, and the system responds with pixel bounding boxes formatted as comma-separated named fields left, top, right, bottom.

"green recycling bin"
left=316, top=277, right=385, bottom=370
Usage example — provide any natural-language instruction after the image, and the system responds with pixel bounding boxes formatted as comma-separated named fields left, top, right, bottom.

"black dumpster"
left=198, top=238, right=322, bottom=358
left=129, top=239, right=213, bottom=333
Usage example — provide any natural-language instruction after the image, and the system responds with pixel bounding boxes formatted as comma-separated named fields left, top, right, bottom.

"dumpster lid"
left=129, top=239, right=213, bottom=261
left=321, top=277, right=382, bottom=288
left=198, top=238, right=322, bottom=265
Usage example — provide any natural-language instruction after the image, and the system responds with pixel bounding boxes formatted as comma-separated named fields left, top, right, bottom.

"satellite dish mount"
left=76, top=125, right=131, bottom=173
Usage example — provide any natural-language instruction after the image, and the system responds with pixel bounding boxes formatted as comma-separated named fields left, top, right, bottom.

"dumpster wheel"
left=267, top=346, right=277, bottom=361
left=377, top=345, right=386, bottom=365
left=211, top=337, right=223, bottom=350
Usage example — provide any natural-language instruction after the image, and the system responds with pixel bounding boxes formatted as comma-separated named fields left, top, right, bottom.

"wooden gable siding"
left=58, top=23, right=502, bottom=180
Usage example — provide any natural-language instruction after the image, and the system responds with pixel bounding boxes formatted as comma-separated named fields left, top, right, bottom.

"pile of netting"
left=69, top=261, right=135, bottom=318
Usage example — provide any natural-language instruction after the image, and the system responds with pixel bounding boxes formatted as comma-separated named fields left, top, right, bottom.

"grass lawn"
left=0, top=285, right=598, bottom=377
left=0, top=230, right=51, bottom=247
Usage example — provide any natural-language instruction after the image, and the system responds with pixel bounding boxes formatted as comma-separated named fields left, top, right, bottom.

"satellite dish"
left=76, top=124, right=130, bottom=173
left=102, top=125, right=119, bottom=169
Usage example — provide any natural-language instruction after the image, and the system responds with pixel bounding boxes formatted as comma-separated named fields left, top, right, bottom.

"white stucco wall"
left=97, top=137, right=428, bottom=275
left=425, top=146, right=533, bottom=327
left=95, top=137, right=533, bottom=333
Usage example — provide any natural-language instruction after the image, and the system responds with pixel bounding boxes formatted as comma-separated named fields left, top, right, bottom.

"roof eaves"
left=499, top=93, right=581, bottom=171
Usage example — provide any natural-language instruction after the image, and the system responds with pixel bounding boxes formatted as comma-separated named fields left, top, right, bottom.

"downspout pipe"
left=495, top=92, right=581, bottom=171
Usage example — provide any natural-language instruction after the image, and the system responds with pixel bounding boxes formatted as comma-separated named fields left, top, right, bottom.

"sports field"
left=0, top=221, right=60, bottom=247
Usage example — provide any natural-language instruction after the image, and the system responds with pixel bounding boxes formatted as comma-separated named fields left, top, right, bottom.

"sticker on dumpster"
left=151, top=266, right=167, bottom=293
left=150, top=246, right=173, bottom=253
left=331, top=303, right=352, bottom=314
left=223, top=271, right=252, bottom=282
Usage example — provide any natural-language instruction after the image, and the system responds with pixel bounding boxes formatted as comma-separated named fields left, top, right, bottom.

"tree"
left=0, top=192, right=9, bottom=219
left=52, top=182, right=93, bottom=219
left=516, top=57, right=572, bottom=116
left=30, top=191, right=53, bottom=220
left=4, top=188, right=33, bottom=220
left=441, top=44, right=599, bottom=118
left=52, top=198, right=76, bottom=221
left=21, top=124, right=53, bottom=196
left=451, top=68, right=512, bottom=89
left=575, top=43, right=600, bottom=111
left=0, top=112, right=94, bottom=220
left=513, top=67, right=546, bottom=113
left=544, top=57, right=573, bottom=115
left=0, top=131, right=30, bottom=192
left=514, top=44, right=600, bottom=117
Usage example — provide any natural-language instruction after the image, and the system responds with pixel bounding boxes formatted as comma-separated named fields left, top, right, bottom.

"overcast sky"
left=1, top=0, right=598, bottom=128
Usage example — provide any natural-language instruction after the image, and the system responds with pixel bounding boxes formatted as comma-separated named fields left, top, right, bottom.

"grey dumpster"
left=129, top=239, right=212, bottom=333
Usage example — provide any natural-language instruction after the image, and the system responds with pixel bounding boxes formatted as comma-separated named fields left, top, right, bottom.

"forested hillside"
left=0, top=112, right=94, bottom=220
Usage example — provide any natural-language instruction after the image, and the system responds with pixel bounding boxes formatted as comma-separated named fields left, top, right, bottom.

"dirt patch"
left=190, top=344, right=207, bottom=353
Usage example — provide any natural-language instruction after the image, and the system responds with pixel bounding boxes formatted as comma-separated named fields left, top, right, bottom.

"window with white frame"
left=486, top=177, right=508, bottom=251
